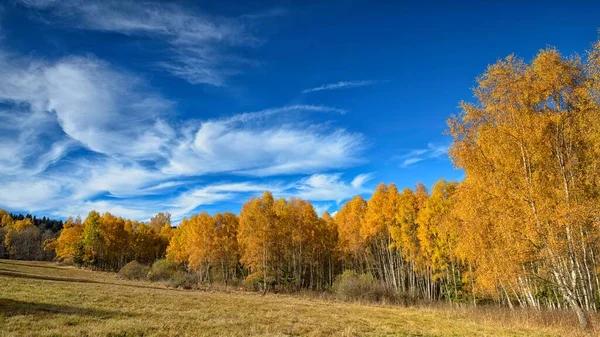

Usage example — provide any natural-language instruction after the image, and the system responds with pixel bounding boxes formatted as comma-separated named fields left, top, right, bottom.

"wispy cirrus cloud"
left=398, top=143, right=449, bottom=168
left=291, top=173, right=372, bottom=202
left=43, top=172, right=371, bottom=222
left=16, top=0, right=277, bottom=86
left=227, top=105, right=347, bottom=123
left=0, top=51, right=174, bottom=162
left=163, top=105, right=362, bottom=176
left=0, top=40, right=367, bottom=221
left=301, top=80, right=387, bottom=94
left=167, top=182, right=281, bottom=220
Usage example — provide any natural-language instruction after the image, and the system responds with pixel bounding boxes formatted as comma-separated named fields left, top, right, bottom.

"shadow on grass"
left=0, top=298, right=130, bottom=318
left=0, top=260, right=67, bottom=270
left=0, top=269, right=181, bottom=292
left=0, top=269, right=96, bottom=284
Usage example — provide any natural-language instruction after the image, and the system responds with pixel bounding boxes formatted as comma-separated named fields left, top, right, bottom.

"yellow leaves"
left=334, top=196, right=367, bottom=257
left=392, top=187, right=423, bottom=263
left=49, top=210, right=171, bottom=269
left=0, top=213, right=35, bottom=232
left=186, top=212, right=216, bottom=271
left=213, top=212, right=239, bottom=260
left=531, top=48, right=581, bottom=102
left=0, top=210, right=12, bottom=228
left=12, top=218, right=34, bottom=231
left=361, top=183, right=399, bottom=243
left=237, top=192, right=338, bottom=289
left=53, top=217, right=84, bottom=261
left=416, top=180, right=457, bottom=273
left=166, top=219, right=190, bottom=264
left=167, top=210, right=240, bottom=276
left=448, top=38, right=600, bottom=300
left=239, top=192, right=276, bottom=274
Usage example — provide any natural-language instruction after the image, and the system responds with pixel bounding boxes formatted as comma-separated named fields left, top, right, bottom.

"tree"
left=239, top=191, right=278, bottom=293
left=391, top=185, right=427, bottom=298
left=361, top=183, right=402, bottom=292
left=416, top=179, right=459, bottom=301
left=151, top=212, right=173, bottom=260
left=448, top=42, right=600, bottom=328
left=51, top=217, right=84, bottom=263
left=4, top=218, right=43, bottom=260
left=213, top=212, right=240, bottom=286
left=81, top=211, right=103, bottom=268
left=99, top=212, right=129, bottom=270
left=320, top=212, right=339, bottom=287
left=186, top=212, right=216, bottom=280
left=334, top=196, right=368, bottom=272
left=167, top=211, right=241, bottom=285
left=130, top=221, right=163, bottom=265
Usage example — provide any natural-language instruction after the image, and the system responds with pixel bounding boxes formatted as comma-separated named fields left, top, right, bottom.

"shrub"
left=119, top=261, right=150, bottom=280
left=243, top=271, right=277, bottom=292
left=56, top=258, right=74, bottom=266
left=170, top=270, right=198, bottom=289
left=147, top=258, right=178, bottom=281
left=333, top=270, right=399, bottom=304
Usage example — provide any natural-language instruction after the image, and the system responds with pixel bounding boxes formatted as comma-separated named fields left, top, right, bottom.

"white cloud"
left=0, top=168, right=277, bottom=221
left=226, top=105, right=347, bottom=123
left=398, top=143, right=449, bottom=168
left=302, top=80, right=387, bottom=94
left=0, top=50, right=76, bottom=175
left=292, top=173, right=372, bottom=202
left=0, top=108, right=74, bottom=175
left=44, top=58, right=174, bottom=158
left=54, top=200, right=155, bottom=222
left=0, top=51, right=173, bottom=166
left=0, top=179, right=63, bottom=211
left=0, top=21, right=368, bottom=221
left=0, top=48, right=365, bottom=218
left=168, top=182, right=279, bottom=220
left=164, top=106, right=363, bottom=176
left=67, top=160, right=167, bottom=200
left=312, top=202, right=333, bottom=217
left=17, top=0, right=265, bottom=86
left=0, top=165, right=370, bottom=222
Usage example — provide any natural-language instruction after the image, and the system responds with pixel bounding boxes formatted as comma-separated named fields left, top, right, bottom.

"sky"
left=0, top=0, right=599, bottom=222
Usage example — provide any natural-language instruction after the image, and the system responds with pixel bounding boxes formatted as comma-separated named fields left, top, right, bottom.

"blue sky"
left=0, top=0, right=598, bottom=222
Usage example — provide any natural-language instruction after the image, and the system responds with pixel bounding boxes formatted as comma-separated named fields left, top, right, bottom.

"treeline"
left=44, top=183, right=461, bottom=298
left=0, top=210, right=63, bottom=260
left=47, top=211, right=173, bottom=271
left=32, top=38, right=600, bottom=329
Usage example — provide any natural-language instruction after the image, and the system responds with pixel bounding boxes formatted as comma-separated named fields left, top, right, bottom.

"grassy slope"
left=0, top=260, right=576, bottom=337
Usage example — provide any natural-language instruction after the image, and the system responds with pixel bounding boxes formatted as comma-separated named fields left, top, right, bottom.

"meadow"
left=0, top=259, right=585, bottom=337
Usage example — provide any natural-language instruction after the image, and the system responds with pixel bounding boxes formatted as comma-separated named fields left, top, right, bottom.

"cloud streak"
left=164, top=113, right=363, bottom=177
left=0, top=51, right=174, bottom=162
left=291, top=173, right=372, bottom=202
left=16, top=0, right=270, bottom=86
left=398, top=143, right=449, bottom=168
left=302, top=80, right=387, bottom=94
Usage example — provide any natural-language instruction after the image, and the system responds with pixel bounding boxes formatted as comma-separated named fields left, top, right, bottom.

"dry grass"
left=0, top=259, right=588, bottom=336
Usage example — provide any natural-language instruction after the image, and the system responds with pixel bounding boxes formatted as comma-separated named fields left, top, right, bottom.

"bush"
left=170, top=270, right=198, bottom=289
left=147, top=258, right=178, bottom=281
left=119, top=261, right=150, bottom=280
left=243, top=271, right=277, bottom=292
left=333, top=270, right=399, bottom=304
left=56, top=258, right=74, bottom=266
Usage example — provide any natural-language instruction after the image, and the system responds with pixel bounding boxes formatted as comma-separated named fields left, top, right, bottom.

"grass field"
left=0, top=259, right=586, bottom=336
